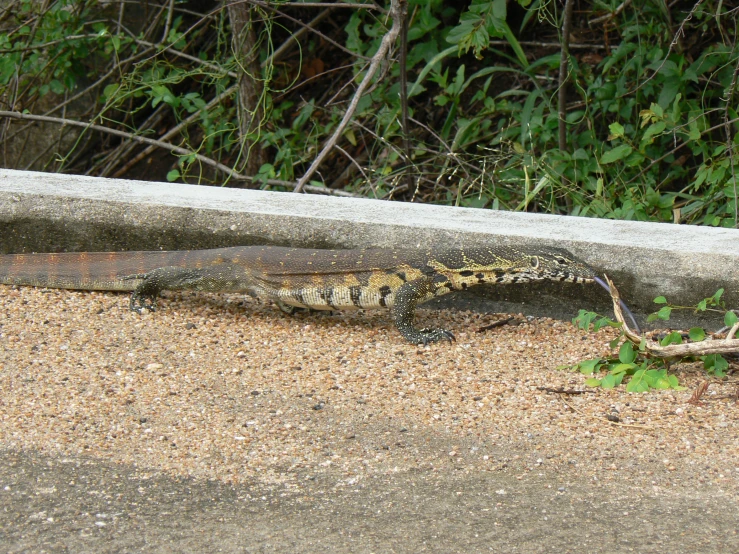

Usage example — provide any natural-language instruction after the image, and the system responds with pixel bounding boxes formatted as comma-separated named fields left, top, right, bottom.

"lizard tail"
left=0, top=250, right=193, bottom=291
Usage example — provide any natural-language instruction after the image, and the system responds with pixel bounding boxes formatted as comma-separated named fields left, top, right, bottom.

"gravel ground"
left=2, top=284, right=737, bottom=495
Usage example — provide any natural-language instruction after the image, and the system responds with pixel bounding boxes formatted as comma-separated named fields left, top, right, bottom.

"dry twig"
left=687, top=381, right=709, bottom=405
left=293, top=0, right=405, bottom=192
left=536, top=386, right=593, bottom=395
left=604, top=275, right=739, bottom=357
left=476, top=316, right=515, bottom=333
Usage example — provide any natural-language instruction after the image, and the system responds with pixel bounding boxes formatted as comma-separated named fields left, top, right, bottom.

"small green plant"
left=567, top=289, right=736, bottom=392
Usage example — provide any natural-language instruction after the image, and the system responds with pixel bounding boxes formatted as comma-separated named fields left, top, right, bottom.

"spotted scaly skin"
left=0, top=245, right=596, bottom=344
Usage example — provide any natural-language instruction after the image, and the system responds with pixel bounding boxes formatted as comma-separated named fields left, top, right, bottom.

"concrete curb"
left=1, top=169, right=737, bottom=322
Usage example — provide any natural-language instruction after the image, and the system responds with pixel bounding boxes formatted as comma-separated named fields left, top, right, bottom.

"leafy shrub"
left=0, top=0, right=736, bottom=228
left=569, top=289, right=736, bottom=391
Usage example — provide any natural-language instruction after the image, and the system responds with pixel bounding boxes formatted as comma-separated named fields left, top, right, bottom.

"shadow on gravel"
left=1, top=449, right=736, bottom=553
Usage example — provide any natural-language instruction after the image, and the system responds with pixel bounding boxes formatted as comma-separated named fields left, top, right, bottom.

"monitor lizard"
left=0, top=245, right=596, bottom=344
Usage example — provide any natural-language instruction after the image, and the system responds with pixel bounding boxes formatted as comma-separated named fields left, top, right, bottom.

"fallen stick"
left=603, top=275, right=739, bottom=358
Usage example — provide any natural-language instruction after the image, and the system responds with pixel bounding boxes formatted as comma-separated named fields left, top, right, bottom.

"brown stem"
left=558, top=0, right=574, bottom=154
left=294, top=0, right=405, bottom=192
left=227, top=1, right=266, bottom=178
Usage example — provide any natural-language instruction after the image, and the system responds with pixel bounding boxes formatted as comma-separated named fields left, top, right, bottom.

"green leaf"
left=166, top=169, right=180, bottom=182
left=611, top=363, right=636, bottom=374
left=492, top=0, right=507, bottom=18
left=703, top=354, right=729, bottom=376
left=660, top=331, right=683, bottom=346
left=618, top=341, right=636, bottom=364
left=447, top=12, right=490, bottom=59
left=50, top=79, right=65, bottom=94
left=644, top=369, right=669, bottom=389
left=573, top=310, right=597, bottom=330
left=498, top=21, right=528, bottom=68
left=584, top=378, right=602, bottom=387
left=653, top=296, right=667, bottom=304
left=598, top=317, right=619, bottom=331
left=640, top=120, right=666, bottom=147
left=577, top=358, right=602, bottom=374
left=725, top=311, right=738, bottom=327
left=600, top=144, right=633, bottom=164
left=688, top=327, right=706, bottom=342
left=667, top=374, right=686, bottom=390
left=103, top=83, right=120, bottom=100
left=601, top=373, right=618, bottom=389
left=655, top=306, right=673, bottom=321
left=688, top=119, right=701, bottom=140
left=608, top=122, right=625, bottom=137
left=650, top=102, right=664, bottom=118
left=671, top=93, right=682, bottom=121
left=626, top=370, right=649, bottom=392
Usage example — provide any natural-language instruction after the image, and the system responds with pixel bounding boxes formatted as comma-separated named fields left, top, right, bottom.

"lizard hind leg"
left=123, top=267, right=185, bottom=313
left=124, top=266, right=245, bottom=314
left=274, top=298, right=303, bottom=315
left=393, top=278, right=455, bottom=345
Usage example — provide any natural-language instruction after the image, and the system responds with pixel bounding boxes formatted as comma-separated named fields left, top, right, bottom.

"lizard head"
left=435, top=245, right=596, bottom=285
left=517, top=247, right=596, bottom=283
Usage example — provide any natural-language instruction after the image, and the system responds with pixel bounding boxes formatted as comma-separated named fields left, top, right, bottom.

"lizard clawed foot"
left=129, top=291, right=158, bottom=313
left=411, top=327, right=456, bottom=345
left=124, top=272, right=162, bottom=313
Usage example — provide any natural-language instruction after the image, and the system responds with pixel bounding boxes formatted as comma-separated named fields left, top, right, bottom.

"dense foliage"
left=0, top=0, right=737, bottom=226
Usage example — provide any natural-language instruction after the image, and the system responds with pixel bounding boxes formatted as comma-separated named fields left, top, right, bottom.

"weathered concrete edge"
left=1, top=169, right=737, bottom=318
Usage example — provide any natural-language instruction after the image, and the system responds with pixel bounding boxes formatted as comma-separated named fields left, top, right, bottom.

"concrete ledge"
left=1, top=169, right=737, bottom=325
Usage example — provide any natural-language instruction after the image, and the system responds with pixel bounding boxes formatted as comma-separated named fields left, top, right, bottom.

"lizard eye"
left=554, top=256, right=568, bottom=265
left=529, top=256, right=539, bottom=268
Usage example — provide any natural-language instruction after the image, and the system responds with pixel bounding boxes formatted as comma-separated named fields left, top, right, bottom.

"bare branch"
left=111, top=86, right=236, bottom=178
left=248, top=0, right=372, bottom=61
left=687, top=381, right=709, bottom=405
left=605, top=275, right=739, bottom=358
left=112, top=9, right=328, bottom=179
left=628, top=0, right=704, bottom=96
left=0, top=110, right=244, bottom=177
left=294, top=0, right=405, bottom=192
left=0, top=110, right=361, bottom=197
left=250, top=1, right=382, bottom=9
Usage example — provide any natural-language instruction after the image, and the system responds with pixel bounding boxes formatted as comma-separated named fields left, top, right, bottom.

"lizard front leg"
left=393, top=277, right=455, bottom=344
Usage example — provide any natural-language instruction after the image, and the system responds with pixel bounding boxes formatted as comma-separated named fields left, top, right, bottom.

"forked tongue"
left=593, top=276, right=641, bottom=334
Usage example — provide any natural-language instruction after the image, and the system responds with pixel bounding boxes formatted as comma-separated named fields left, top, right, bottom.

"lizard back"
left=0, top=245, right=594, bottom=312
